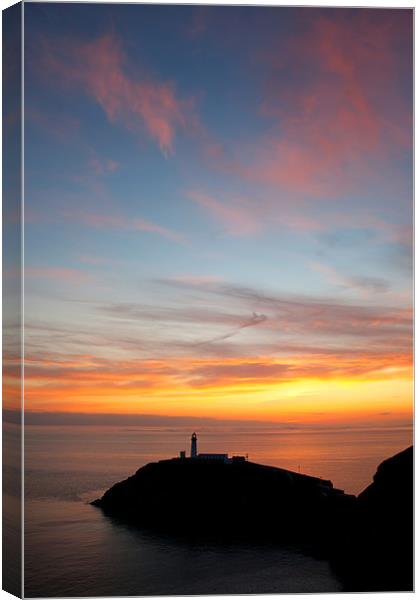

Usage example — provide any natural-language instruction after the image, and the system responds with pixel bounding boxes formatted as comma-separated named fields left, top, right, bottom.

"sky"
left=11, top=4, right=413, bottom=427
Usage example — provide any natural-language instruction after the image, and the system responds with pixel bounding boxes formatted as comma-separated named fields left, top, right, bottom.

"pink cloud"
left=89, top=156, right=119, bottom=176
left=171, top=274, right=224, bottom=285
left=187, top=190, right=261, bottom=236
left=310, top=261, right=389, bottom=295
left=221, top=11, right=412, bottom=198
left=25, top=267, right=93, bottom=284
left=40, top=33, right=198, bottom=154
left=65, top=211, right=186, bottom=244
left=132, top=218, right=186, bottom=244
left=22, top=347, right=412, bottom=397
left=187, top=189, right=326, bottom=236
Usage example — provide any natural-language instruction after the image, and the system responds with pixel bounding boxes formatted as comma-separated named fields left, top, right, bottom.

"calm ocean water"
left=20, top=423, right=412, bottom=597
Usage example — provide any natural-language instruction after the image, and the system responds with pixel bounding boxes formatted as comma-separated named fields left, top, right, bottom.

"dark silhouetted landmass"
left=92, top=447, right=413, bottom=592
left=330, top=445, right=413, bottom=592
left=92, top=458, right=354, bottom=541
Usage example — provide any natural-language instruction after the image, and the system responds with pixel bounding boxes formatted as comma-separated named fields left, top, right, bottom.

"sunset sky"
left=15, top=5, right=413, bottom=426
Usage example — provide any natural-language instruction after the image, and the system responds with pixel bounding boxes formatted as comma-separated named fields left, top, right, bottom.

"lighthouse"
left=191, top=432, right=198, bottom=458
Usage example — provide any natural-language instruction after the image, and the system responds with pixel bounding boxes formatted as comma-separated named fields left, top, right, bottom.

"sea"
left=12, top=422, right=412, bottom=597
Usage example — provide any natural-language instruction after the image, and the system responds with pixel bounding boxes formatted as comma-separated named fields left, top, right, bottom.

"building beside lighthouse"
left=179, top=433, right=246, bottom=463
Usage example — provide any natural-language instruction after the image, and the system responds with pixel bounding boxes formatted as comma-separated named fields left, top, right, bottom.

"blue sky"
left=18, top=4, right=413, bottom=423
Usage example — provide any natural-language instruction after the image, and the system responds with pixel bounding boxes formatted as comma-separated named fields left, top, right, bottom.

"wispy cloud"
left=195, top=312, right=267, bottom=346
left=186, top=189, right=326, bottom=236
left=17, top=348, right=412, bottom=407
left=170, top=274, right=225, bottom=285
left=187, top=190, right=261, bottom=236
left=88, top=155, right=119, bottom=176
left=155, top=279, right=412, bottom=350
left=25, top=267, right=93, bottom=284
left=215, top=11, right=411, bottom=199
left=39, top=33, right=199, bottom=154
left=97, top=302, right=263, bottom=332
left=310, top=262, right=390, bottom=294
left=63, top=211, right=186, bottom=244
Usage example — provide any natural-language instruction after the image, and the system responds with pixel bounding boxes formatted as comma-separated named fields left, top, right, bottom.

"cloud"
left=186, top=186, right=411, bottom=243
left=170, top=274, right=225, bottom=285
left=311, top=262, right=390, bottom=294
left=39, top=33, right=199, bottom=154
left=28, top=276, right=405, bottom=378
left=186, top=188, right=327, bottom=236
left=187, top=190, right=261, bottom=236
left=97, top=302, right=265, bottom=333
left=20, top=273, right=412, bottom=413
left=63, top=211, right=186, bottom=244
left=156, top=279, right=412, bottom=350
left=25, top=267, right=93, bottom=284
left=89, top=156, right=119, bottom=176
left=195, top=312, right=267, bottom=345
left=17, top=347, right=412, bottom=405
left=217, top=11, right=412, bottom=199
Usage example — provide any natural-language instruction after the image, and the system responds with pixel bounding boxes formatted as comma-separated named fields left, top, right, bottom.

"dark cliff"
left=330, top=446, right=413, bottom=592
left=92, top=447, right=413, bottom=591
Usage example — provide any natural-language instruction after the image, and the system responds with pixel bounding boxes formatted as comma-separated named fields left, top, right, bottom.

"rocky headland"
left=329, top=445, right=413, bottom=591
left=92, top=446, right=413, bottom=591
left=92, top=457, right=354, bottom=540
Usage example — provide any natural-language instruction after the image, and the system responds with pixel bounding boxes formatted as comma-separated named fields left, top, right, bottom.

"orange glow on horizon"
left=4, top=351, right=412, bottom=424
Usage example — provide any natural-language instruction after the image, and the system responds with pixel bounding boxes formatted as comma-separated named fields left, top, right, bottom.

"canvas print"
left=3, top=3, right=413, bottom=597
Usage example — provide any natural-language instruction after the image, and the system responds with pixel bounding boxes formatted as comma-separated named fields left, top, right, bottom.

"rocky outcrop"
left=92, top=458, right=354, bottom=541
left=92, top=447, right=413, bottom=591
left=330, top=446, right=413, bottom=592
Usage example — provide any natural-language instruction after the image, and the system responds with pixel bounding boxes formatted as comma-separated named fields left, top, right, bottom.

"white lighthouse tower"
left=191, top=432, right=198, bottom=458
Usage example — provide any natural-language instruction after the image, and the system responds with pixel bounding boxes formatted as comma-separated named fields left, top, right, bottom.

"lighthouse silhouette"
left=191, top=432, right=198, bottom=458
